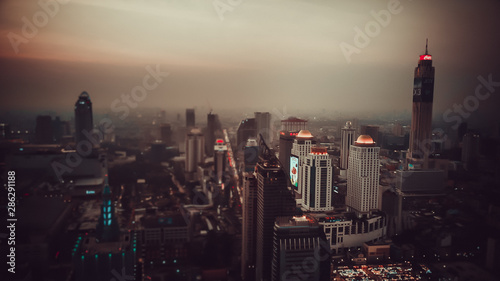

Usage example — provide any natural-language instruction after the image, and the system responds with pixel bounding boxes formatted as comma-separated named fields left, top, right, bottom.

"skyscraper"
left=271, top=216, right=330, bottom=281
left=206, top=112, right=222, bottom=156
left=409, top=40, right=435, bottom=166
left=340, top=121, right=355, bottom=170
left=74, top=91, right=93, bottom=143
left=302, top=146, right=333, bottom=212
left=186, top=108, right=195, bottom=128
left=214, top=138, right=228, bottom=184
left=185, top=128, right=205, bottom=177
left=160, top=123, right=172, bottom=145
left=255, top=136, right=296, bottom=281
left=279, top=117, right=307, bottom=177
left=244, top=138, right=259, bottom=172
left=347, top=135, right=380, bottom=217
left=241, top=172, right=258, bottom=281
left=290, top=130, right=316, bottom=196
left=35, top=115, right=53, bottom=144
left=237, top=118, right=256, bottom=148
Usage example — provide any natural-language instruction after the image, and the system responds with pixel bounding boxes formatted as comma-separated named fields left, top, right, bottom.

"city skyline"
left=1, top=0, right=500, bottom=127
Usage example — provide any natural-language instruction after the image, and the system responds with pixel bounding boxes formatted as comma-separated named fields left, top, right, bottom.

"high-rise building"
left=340, top=121, right=356, bottom=170
left=255, top=137, right=296, bottom=281
left=185, top=128, right=205, bottom=175
left=186, top=108, right=195, bottom=128
left=206, top=112, right=222, bottom=156
left=462, top=132, right=480, bottom=171
left=302, top=146, right=334, bottom=212
left=255, top=112, right=272, bottom=146
left=409, top=40, right=435, bottom=166
left=290, top=130, right=316, bottom=196
left=214, top=138, right=228, bottom=184
left=35, top=115, right=53, bottom=144
left=160, top=123, right=172, bottom=145
left=241, top=172, right=258, bottom=281
left=347, top=135, right=380, bottom=217
left=271, top=215, right=330, bottom=281
left=74, top=91, right=93, bottom=143
left=279, top=117, right=307, bottom=177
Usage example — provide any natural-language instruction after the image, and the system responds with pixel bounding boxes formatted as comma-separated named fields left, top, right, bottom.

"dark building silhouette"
left=255, top=135, right=296, bottom=281
left=186, top=108, right=195, bottom=128
left=74, top=91, right=93, bottom=143
left=206, top=112, right=222, bottom=156
left=409, top=40, right=435, bottom=167
left=271, top=216, right=330, bottom=281
left=35, top=115, right=53, bottom=144
left=241, top=172, right=258, bottom=281
left=160, top=123, right=172, bottom=145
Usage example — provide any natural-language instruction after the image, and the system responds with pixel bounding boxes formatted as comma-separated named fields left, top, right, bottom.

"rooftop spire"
left=425, top=38, right=428, bottom=55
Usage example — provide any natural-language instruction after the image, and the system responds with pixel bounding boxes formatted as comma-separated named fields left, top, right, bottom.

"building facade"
left=302, top=146, right=334, bottom=212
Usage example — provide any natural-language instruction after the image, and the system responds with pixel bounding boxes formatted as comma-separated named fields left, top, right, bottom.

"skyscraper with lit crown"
left=347, top=135, right=380, bottom=217
left=409, top=40, right=435, bottom=167
left=74, top=91, right=93, bottom=143
left=290, top=130, right=316, bottom=197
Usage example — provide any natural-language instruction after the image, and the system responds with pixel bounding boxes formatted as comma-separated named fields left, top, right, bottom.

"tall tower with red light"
left=409, top=40, right=435, bottom=166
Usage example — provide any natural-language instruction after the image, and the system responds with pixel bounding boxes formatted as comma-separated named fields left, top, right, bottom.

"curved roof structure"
left=296, top=130, right=313, bottom=139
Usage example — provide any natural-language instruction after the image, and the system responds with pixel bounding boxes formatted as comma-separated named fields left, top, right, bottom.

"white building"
left=302, top=146, right=334, bottom=212
left=347, top=135, right=380, bottom=217
left=315, top=213, right=386, bottom=256
left=340, top=121, right=356, bottom=171
left=290, top=130, right=316, bottom=200
left=185, top=128, right=205, bottom=176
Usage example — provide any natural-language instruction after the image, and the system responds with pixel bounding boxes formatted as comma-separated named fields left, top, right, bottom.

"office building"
left=185, top=128, right=205, bottom=176
left=35, top=115, right=53, bottom=144
left=244, top=138, right=259, bottom=172
left=409, top=40, right=435, bottom=166
left=74, top=91, right=93, bottom=144
left=255, top=137, right=296, bottom=281
left=214, top=138, right=228, bottom=184
left=241, top=172, right=258, bottom=281
left=271, top=215, right=330, bottom=281
left=186, top=108, right=195, bottom=128
left=279, top=117, right=307, bottom=177
left=290, top=130, right=316, bottom=196
left=206, top=112, right=222, bottom=156
left=302, top=146, right=334, bottom=212
left=340, top=121, right=355, bottom=170
left=346, top=135, right=380, bottom=217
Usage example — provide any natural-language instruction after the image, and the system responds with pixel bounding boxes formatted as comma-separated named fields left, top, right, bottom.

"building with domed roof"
left=347, top=135, right=380, bottom=217
left=290, top=130, right=316, bottom=202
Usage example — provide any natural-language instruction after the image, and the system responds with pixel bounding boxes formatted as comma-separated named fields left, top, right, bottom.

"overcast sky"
left=1, top=0, right=500, bottom=125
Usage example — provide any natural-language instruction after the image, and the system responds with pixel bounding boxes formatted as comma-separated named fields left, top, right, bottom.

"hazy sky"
left=1, top=0, right=500, bottom=124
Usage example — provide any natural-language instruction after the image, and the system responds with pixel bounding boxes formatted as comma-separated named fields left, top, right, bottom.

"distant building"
left=279, top=117, right=307, bottom=177
left=302, top=146, right=334, bottom=212
left=347, top=135, right=380, bottom=217
left=160, top=123, right=172, bottom=145
left=241, top=172, right=258, bottom=281
left=186, top=108, right=195, bottom=128
left=340, top=121, right=356, bottom=170
left=271, top=215, right=330, bottom=281
left=409, top=41, right=435, bottom=167
left=290, top=130, right=316, bottom=198
left=185, top=128, right=205, bottom=178
left=74, top=91, right=93, bottom=143
left=462, top=132, right=480, bottom=171
left=214, top=138, right=228, bottom=184
left=206, top=112, right=222, bottom=156
left=35, top=115, right=53, bottom=144
left=255, top=137, right=296, bottom=281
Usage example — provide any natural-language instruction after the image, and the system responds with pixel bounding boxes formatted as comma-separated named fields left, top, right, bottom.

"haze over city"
left=1, top=0, right=500, bottom=126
